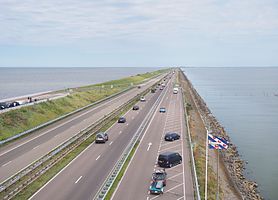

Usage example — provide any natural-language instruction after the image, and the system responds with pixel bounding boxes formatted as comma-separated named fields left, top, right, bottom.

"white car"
left=140, top=96, right=146, bottom=102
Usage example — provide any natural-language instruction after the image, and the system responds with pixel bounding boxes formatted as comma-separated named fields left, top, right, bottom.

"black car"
left=118, top=117, right=126, bottom=123
left=158, top=152, right=182, bottom=168
left=133, top=105, right=139, bottom=110
left=0, top=102, right=8, bottom=110
left=164, top=132, right=180, bottom=141
left=95, top=132, right=108, bottom=143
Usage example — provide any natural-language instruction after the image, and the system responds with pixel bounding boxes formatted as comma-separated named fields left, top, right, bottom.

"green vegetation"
left=105, top=141, right=139, bottom=200
left=10, top=93, right=140, bottom=200
left=0, top=69, right=167, bottom=141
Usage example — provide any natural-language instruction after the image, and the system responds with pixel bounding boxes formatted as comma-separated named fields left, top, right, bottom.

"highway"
left=29, top=74, right=171, bottom=200
left=0, top=74, right=165, bottom=183
left=112, top=73, right=194, bottom=200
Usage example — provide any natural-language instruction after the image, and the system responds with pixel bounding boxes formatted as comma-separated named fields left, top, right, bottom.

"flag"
left=208, top=133, right=229, bottom=150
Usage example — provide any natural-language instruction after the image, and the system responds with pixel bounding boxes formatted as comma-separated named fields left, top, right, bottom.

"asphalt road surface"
left=28, top=75, right=172, bottom=200
left=112, top=75, right=194, bottom=200
left=0, top=74, right=165, bottom=183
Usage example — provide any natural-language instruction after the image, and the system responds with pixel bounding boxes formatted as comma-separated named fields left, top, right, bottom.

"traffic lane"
left=0, top=86, right=162, bottom=183
left=148, top=90, right=194, bottom=200
left=111, top=80, right=173, bottom=200
left=0, top=73, right=164, bottom=158
left=29, top=84, right=165, bottom=200
left=0, top=75, right=164, bottom=181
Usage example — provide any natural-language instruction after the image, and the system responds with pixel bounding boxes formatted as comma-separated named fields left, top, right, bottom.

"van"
left=157, top=152, right=182, bottom=168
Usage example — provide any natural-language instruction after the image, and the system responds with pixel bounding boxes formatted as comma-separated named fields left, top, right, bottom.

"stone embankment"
left=182, top=72, right=262, bottom=200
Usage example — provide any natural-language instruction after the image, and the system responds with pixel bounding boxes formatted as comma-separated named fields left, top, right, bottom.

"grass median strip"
left=6, top=88, right=146, bottom=200
left=0, top=69, right=167, bottom=141
left=104, top=141, right=139, bottom=200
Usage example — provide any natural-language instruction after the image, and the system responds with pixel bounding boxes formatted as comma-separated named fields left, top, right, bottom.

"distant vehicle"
left=137, top=85, right=141, bottom=89
left=159, top=107, right=166, bottom=113
left=8, top=102, right=20, bottom=108
left=161, top=83, right=165, bottom=87
left=160, top=87, right=163, bottom=90
left=149, top=180, right=164, bottom=195
left=151, top=88, right=156, bottom=93
left=164, top=132, right=180, bottom=141
left=140, top=96, right=146, bottom=102
left=118, top=117, right=126, bottom=123
left=0, top=102, right=8, bottom=110
left=133, top=105, right=139, bottom=110
left=95, top=132, right=108, bottom=143
left=158, top=152, right=182, bottom=168
left=152, top=169, right=167, bottom=186
left=173, top=87, right=179, bottom=94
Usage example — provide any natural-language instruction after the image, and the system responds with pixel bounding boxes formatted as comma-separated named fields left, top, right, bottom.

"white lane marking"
left=2, top=161, right=11, bottom=167
left=177, top=196, right=185, bottom=200
left=150, top=183, right=184, bottom=200
left=28, top=76, right=165, bottom=200
left=0, top=82, right=143, bottom=157
left=109, top=141, right=113, bottom=146
left=168, top=172, right=183, bottom=180
left=147, top=142, right=152, bottom=151
left=119, top=131, right=122, bottom=134
left=110, top=80, right=170, bottom=200
left=126, top=123, right=129, bottom=126
left=32, top=145, right=40, bottom=150
left=147, top=197, right=149, bottom=200
left=96, top=155, right=101, bottom=160
left=158, top=144, right=181, bottom=153
left=132, top=116, right=134, bottom=119
left=54, top=135, right=59, bottom=138
left=75, top=176, right=82, bottom=184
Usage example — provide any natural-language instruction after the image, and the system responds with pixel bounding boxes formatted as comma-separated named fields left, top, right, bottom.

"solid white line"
left=28, top=75, right=165, bottom=200
left=111, top=79, right=170, bottom=200
left=180, top=92, right=187, bottom=200
left=2, top=161, right=12, bottom=167
left=109, top=141, right=113, bottom=146
left=75, top=176, right=82, bottom=184
left=0, top=84, right=139, bottom=157
left=29, top=140, right=95, bottom=199
left=96, top=155, right=101, bottom=160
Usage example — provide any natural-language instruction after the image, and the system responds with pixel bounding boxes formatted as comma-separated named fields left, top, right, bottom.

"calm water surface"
left=183, top=67, right=278, bottom=200
left=0, top=67, right=160, bottom=100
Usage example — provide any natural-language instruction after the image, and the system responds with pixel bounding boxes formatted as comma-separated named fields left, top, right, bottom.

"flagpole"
left=205, top=130, right=208, bottom=200
left=216, top=149, right=219, bottom=200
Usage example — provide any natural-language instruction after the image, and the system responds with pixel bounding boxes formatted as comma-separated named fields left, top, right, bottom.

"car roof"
left=159, top=151, right=177, bottom=156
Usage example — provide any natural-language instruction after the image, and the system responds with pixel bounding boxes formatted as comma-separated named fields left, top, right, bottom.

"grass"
left=178, top=69, right=222, bottom=200
left=0, top=69, right=168, bottom=141
left=104, top=141, right=139, bottom=200
left=10, top=93, right=140, bottom=200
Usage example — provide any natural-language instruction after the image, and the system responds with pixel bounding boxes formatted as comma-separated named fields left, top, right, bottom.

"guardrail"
left=94, top=77, right=167, bottom=200
left=0, top=73, right=165, bottom=146
left=0, top=74, right=167, bottom=200
left=181, top=87, right=201, bottom=200
left=0, top=87, right=133, bottom=146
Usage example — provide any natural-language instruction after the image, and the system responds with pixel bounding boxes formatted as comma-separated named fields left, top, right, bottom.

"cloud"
left=0, top=0, right=278, bottom=45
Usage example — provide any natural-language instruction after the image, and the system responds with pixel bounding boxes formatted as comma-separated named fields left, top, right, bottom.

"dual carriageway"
left=0, top=71, right=195, bottom=200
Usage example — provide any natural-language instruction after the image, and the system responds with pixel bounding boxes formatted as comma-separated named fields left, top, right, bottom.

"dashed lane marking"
left=96, top=155, right=101, bottom=160
left=75, top=176, right=82, bottom=184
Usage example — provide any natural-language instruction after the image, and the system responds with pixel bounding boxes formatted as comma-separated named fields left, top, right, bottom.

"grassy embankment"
left=11, top=96, right=139, bottom=200
left=177, top=70, right=220, bottom=199
left=0, top=69, right=167, bottom=141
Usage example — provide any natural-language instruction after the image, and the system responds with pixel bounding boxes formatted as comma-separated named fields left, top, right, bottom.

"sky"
left=0, top=0, right=278, bottom=67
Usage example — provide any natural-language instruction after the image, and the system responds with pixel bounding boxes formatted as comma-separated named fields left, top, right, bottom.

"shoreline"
left=181, top=70, right=262, bottom=199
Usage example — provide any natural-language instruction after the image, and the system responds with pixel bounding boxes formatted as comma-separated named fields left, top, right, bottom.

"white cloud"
left=0, top=0, right=278, bottom=45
